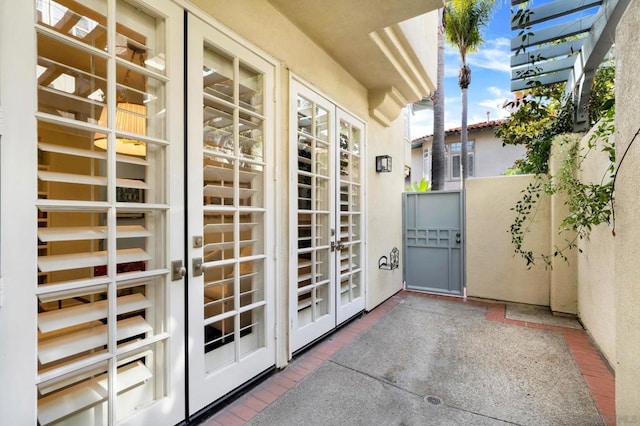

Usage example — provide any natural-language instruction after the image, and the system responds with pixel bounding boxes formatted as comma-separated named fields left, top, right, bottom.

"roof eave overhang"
left=267, top=0, right=442, bottom=126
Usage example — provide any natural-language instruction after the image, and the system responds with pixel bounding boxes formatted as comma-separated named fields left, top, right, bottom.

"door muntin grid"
left=337, top=118, right=363, bottom=307
left=201, top=44, right=267, bottom=373
left=35, top=1, right=173, bottom=424
left=295, top=95, right=332, bottom=328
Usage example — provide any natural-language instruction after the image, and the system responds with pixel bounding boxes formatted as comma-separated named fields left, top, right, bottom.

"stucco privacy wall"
left=465, top=175, right=550, bottom=305
left=189, top=0, right=405, bottom=310
left=615, top=0, right=640, bottom=417
left=575, top=127, right=616, bottom=367
left=548, top=136, right=579, bottom=315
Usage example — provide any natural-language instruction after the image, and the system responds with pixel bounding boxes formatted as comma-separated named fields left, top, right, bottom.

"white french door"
left=289, top=80, right=365, bottom=353
left=33, top=0, right=185, bottom=425
left=186, top=15, right=276, bottom=414
left=335, top=109, right=365, bottom=324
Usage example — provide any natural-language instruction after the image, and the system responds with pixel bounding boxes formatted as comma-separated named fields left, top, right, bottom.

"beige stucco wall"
left=189, top=0, right=369, bottom=116
left=573, top=127, right=616, bottom=367
left=398, top=11, right=438, bottom=88
left=367, top=118, right=406, bottom=309
left=615, top=0, right=640, bottom=417
left=466, top=175, right=550, bottom=305
left=473, top=129, right=526, bottom=177
left=548, top=135, right=579, bottom=315
left=189, top=0, right=408, bottom=313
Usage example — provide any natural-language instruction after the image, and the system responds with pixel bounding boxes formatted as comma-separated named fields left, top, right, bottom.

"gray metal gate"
left=403, top=191, right=464, bottom=295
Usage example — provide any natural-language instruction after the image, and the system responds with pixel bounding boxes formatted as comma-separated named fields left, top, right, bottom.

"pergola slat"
left=511, top=55, right=576, bottom=81
left=511, top=39, right=585, bottom=67
left=511, top=14, right=596, bottom=51
left=510, top=69, right=571, bottom=92
left=511, top=0, right=603, bottom=30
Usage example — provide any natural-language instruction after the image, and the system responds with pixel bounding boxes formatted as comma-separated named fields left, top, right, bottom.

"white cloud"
left=410, top=109, right=433, bottom=140
left=487, top=86, right=505, bottom=97
left=445, top=46, right=461, bottom=78
left=467, top=37, right=511, bottom=73
left=478, top=86, right=514, bottom=121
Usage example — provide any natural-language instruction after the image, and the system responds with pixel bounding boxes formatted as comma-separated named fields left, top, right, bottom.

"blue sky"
left=411, top=2, right=513, bottom=140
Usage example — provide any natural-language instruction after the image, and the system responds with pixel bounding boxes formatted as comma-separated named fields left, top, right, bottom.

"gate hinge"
left=0, top=106, right=4, bottom=136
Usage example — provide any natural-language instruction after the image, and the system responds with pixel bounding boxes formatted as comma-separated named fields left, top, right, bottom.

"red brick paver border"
left=481, top=302, right=616, bottom=425
left=203, top=291, right=615, bottom=426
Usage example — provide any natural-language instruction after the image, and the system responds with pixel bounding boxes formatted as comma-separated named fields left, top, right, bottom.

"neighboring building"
left=0, top=1, right=439, bottom=424
left=410, top=119, right=526, bottom=189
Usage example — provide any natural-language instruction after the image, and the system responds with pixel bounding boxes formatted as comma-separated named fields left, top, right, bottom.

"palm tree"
left=445, top=0, right=496, bottom=188
left=431, top=7, right=445, bottom=191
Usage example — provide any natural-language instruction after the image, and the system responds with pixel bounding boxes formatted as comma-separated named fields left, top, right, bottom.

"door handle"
left=331, top=241, right=345, bottom=252
left=171, top=260, right=186, bottom=281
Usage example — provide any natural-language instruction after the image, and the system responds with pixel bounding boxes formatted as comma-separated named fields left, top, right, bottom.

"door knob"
left=171, top=260, right=186, bottom=281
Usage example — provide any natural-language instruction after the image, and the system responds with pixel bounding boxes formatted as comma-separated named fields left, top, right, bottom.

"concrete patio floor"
left=201, top=291, right=615, bottom=426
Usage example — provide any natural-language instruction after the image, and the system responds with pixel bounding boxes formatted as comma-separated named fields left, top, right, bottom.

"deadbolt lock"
left=192, top=257, right=203, bottom=277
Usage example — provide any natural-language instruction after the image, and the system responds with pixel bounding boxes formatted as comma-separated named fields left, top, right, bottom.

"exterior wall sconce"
left=376, top=155, right=392, bottom=173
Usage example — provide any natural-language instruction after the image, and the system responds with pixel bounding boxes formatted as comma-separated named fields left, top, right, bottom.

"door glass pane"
left=337, top=118, right=363, bottom=308
left=240, top=306, right=265, bottom=358
left=239, top=62, right=264, bottom=160
left=35, top=2, right=170, bottom=423
left=37, top=0, right=107, bottom=49
left=295, top=95, right=332, bottom=327
left=37, top=33, right=107, bottom=124
left=202, top=44, right=267, bottom=374
left=314, top=281, right=330, bottom=318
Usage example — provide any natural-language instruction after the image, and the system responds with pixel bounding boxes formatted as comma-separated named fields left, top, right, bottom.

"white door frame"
left=1, top=0, right=187, bottom=424
left=288, top=78, right=338, bottom=353
left=186, top=14, right=277, bottom=414
left=288, top=76, right=366, bottom=355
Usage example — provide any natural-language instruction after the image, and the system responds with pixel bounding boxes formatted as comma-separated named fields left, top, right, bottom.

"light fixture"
left=94, top=103, right=147, bottom=156
left=94, top=43, right=147, bottom=156
left=376, top=155, right=392, bottom=173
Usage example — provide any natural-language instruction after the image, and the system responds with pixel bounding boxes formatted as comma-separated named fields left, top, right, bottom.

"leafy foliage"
left=509, top=103, right=616, bottom=268
left=445, top=0, right=496, bottom=65
left=496, top=83, right=574, bottom=174
left=587, top=63, right=615, bottom=124
left=406, top=177, right=431, bottom=192
left=503, top=2, right=617, bottom=267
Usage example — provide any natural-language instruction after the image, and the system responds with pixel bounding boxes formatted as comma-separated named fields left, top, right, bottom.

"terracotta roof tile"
left=412, top=119, right=506, bottom=145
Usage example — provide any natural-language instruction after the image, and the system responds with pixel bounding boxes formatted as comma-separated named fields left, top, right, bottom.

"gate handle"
left=456, top=232, right=461, bottom=244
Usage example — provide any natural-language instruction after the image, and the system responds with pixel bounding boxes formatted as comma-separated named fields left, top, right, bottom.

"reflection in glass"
left=201, top=44, right=267, bottom=370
